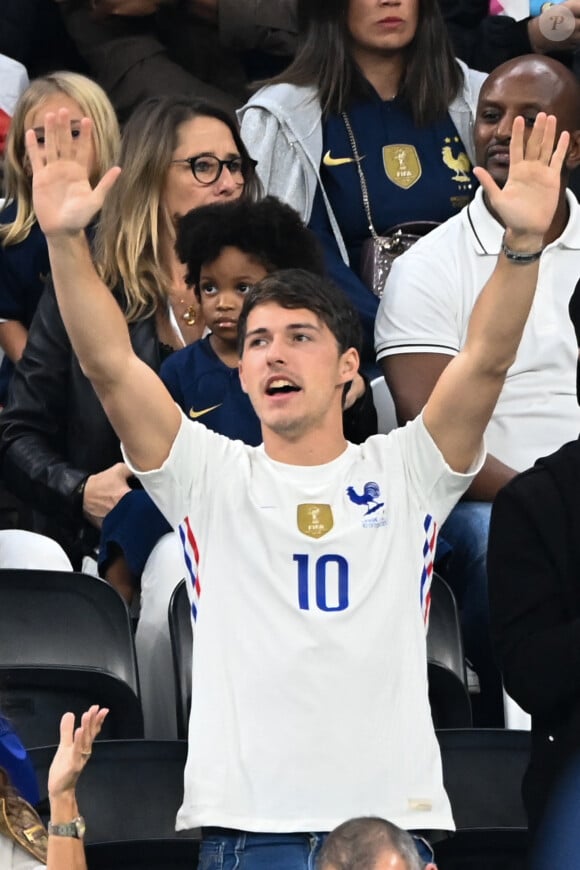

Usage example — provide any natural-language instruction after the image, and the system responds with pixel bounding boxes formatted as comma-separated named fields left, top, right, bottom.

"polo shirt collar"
left=464, top=186, right=580, bottom=255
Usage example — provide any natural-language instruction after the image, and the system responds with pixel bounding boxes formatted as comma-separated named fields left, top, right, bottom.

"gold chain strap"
left=341, top=112, right=381, bottom=243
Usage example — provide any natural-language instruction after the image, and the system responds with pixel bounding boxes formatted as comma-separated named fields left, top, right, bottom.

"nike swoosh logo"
left=189, top=404, right=222, bottom=419
left=323, top=150, right=360, bottom=167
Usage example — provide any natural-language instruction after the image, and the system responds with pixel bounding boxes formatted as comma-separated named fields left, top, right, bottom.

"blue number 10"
left=294, top=554, right=349, bottom=612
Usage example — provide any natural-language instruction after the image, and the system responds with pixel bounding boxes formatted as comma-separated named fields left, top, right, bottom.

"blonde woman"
left=0, top=71, right=120, bottom=404
left=0, top=94, right=259, bottom=571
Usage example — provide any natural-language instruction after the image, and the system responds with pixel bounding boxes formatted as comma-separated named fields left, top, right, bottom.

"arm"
left=422, top=113, right=569, bottom=473
left=47, top=706, right=108, bottom=870
left=26, top=110, right=181, bottom=473
left=488, top=479, right=580, bottom=716
left=439, top=0, right=534, bottom=71
left=0, top=320, right=28, bottom=363
left=382, top=352, right=517, bottom=499
left=0, top=285, right=130, bottom=529
left=0, top=286, right=91, bottom=523
left=216, top=0, right=298, bottom=54
left=440, top=0, right=580, bottom=71
left=182, top=0, right=298, bottom=53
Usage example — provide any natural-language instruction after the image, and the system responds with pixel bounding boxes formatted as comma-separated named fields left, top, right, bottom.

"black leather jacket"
left=0, top=280, right=159, bottom=566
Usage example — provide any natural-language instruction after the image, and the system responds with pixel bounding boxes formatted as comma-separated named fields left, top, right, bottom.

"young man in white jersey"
left=25, top=107, right=568, bottom=869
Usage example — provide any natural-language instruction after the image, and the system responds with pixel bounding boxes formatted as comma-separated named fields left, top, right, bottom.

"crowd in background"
left=2, top=1, right=580, bottom=868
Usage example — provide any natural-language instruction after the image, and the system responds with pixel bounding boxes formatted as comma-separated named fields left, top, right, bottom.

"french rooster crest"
left=346, top=481, right=385, bottom=515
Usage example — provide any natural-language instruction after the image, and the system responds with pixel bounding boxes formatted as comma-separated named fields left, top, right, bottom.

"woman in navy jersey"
left=239, top=0, right=486, bottom=369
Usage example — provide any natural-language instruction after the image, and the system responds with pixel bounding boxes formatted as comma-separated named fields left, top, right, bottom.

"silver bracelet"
left=500, top=233, right=543, bottom=264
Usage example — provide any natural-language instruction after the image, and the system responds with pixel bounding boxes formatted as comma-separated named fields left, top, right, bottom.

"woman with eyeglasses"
left=0, top=95, right=259, bottom=573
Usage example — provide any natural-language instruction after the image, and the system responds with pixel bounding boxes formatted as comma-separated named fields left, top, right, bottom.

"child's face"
left=199, top=246, right=268, bottom=348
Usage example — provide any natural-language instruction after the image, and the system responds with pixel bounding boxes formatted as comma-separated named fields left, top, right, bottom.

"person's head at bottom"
left=318, top=817, right=437, bottom=870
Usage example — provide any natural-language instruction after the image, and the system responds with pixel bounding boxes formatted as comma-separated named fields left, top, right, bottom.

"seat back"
left=29, top=739, right=194, bottom=844
left=85, top=839, right=199, bottom=870
left=370, top=376, right=398, bottom=434
left=0, top=569, right=143, bottom=745
left=437, top=728, right=530, bottom=829
left=427, top=574, right=471, bottom=727
left=434, top=729, right=530, bottom=869
left=168, top=580, right=192, bottom=739
left=427, top=573, right=467, bottom=683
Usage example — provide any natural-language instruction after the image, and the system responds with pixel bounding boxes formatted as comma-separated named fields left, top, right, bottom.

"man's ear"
left=565, top=129, right=580, bottom=171
left=425, top=863, right=438, bottom=870
left=339, top=347, right=360, bottom=384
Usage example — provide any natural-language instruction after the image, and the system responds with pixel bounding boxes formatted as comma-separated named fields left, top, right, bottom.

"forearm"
left=1, top=437, right=88, bottom=522
left=465, top=229, right=543, bottom=375
left=47, top=792, right=87, bottom=870
left=0, top=320, right=28, bottom=362
left=217, top=0, right=298, bottom=53
left=46, top=232, right=134, bottom=391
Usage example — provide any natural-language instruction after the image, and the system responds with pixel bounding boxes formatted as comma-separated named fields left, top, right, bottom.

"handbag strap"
left=341, top=112, right=380, bottom=243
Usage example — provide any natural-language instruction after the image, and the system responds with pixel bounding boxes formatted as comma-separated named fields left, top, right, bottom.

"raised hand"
left=47, top=706, right=108, bottom=800
left=473, top=113, right=570, bottom=244
left=26, top=109, right=121, bottom=238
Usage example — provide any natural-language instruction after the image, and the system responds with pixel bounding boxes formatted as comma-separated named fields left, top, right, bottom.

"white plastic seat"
left=370, top=376, right=398, bottom=434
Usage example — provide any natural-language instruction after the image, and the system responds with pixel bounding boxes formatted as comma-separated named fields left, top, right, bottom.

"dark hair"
left=176, top=196, right=325, bottom=296
left=269, top=0, right=462, bottom=124
left=318, top=817, right=424, bottom=870
left=237, top=268, right=362, bottom=357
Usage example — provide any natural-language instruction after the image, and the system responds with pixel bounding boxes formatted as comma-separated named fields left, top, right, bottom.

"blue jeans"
left=198, top=829, right=433, bottom=869
left=437, top=501, right=503, bottom=726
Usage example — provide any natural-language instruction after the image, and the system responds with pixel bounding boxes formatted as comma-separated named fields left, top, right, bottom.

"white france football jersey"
left=127, top=411, right=481, bottom=833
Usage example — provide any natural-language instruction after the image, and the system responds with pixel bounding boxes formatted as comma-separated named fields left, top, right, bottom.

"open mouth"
left=265, top=379, right=301, bottom=397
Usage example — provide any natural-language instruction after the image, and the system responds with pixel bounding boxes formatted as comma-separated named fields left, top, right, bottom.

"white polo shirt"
left=375, top=187, right=580, bottom=472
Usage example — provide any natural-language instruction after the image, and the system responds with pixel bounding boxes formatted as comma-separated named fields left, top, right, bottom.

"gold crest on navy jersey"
left=297, top=504, right=334, bottom=539
left=383, top=144, right=422, bottom=189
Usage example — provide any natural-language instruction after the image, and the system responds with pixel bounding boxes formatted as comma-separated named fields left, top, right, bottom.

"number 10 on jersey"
left=293, top=554, right=349, bottom=612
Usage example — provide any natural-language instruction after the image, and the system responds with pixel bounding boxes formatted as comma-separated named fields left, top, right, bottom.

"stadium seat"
left=85, top=839, right=199, bottom=870
left=168, top=579, right=192, bottom=739
left=434, top=728, right=530, bottom=869
left=29, top=739, right=195, bottom=844
left=370, top=376, right=398, bottom=434
left=427, top=574, right=472, bottom=728
left=170, top=574, right=472, bottom=733
left=0, top=569, right=143, bottom=746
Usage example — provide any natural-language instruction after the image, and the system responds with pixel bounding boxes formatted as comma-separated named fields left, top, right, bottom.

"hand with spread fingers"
left=48, top=705, right=108, bottom=801
left=25, top=109, right=121, bottom=239
left=473, top=112, right=570, bottom=248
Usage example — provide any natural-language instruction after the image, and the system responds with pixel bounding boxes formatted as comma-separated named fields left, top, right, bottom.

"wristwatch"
left=47, top=816, right=86, bottom=839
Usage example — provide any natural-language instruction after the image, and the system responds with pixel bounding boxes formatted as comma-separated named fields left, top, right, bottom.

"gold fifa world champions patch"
left=383, top=144, right=422, bottom=189
left=297, top=504, right=334, bottom=539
